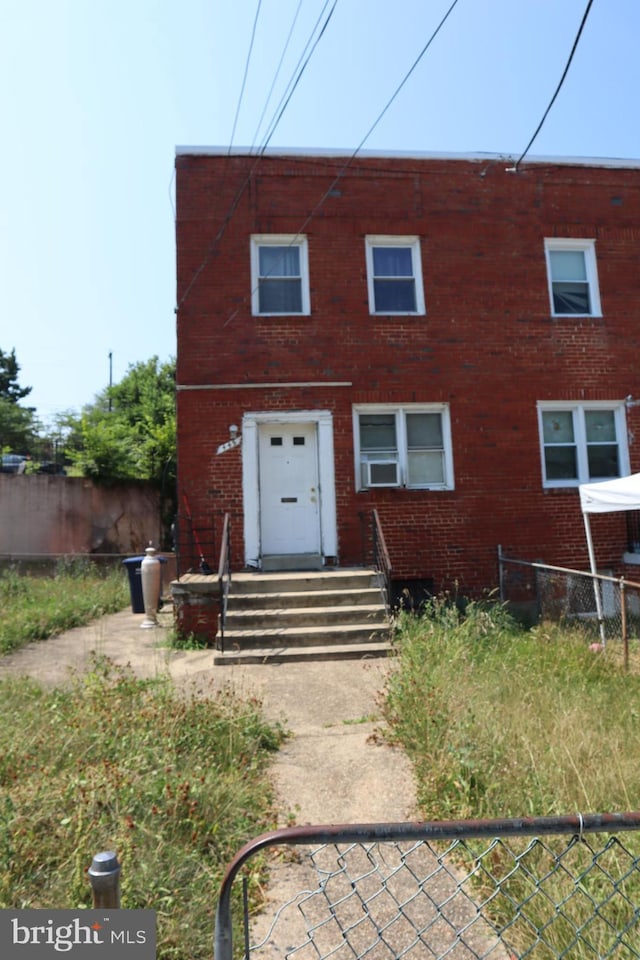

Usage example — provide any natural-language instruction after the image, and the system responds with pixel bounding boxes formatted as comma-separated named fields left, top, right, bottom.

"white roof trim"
left=175, top=145, right=640, bottom=169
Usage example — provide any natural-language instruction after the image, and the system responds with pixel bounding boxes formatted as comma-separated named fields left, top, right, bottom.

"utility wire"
left=228, top=0, right=263, bottom=151
left=178, top=0, right=338, bottom=309
left=350, top=0, right=461, bottom=163
left=510, top=0, right=595, bottom=171
left=250, top=0, right=305, bottom=150
left=258, top=0, right=338, bottom=152
left=181, top=0, right=457, bottom=313
left=278, top=0, right=461, bottom=251
left=228, top=0, right=461, bottom=325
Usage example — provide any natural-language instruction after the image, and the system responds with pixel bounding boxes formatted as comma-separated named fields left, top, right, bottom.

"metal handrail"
left=371, top=508, right=392, bottom=613
left=217, top=513, right=231, bottom=653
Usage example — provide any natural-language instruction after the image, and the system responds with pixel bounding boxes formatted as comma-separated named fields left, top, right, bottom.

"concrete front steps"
left=214, top=568, right=392, bottom=665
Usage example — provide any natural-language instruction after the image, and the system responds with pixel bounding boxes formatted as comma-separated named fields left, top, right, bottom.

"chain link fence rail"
left=214, top=813, right=640, bottom=960
left=497, top=547, right=640, bottom=664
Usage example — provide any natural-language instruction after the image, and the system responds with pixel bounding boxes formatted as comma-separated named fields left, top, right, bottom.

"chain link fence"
left=215, top=814, right=640, bottom=960
left=497, top=547, right=640, bottom=656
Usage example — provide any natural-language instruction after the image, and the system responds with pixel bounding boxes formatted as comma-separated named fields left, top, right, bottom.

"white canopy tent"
left=578, top=473, right=640, bottom=642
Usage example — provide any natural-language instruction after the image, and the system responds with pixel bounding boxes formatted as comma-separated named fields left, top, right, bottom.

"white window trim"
left=537, top=401, right=628, bottom=488
left=365, top=235, right=425, bottom=315
left=544, top=238, right=602, bottom=318
left=250, top=234, right=310, bottom=316
left=353, top=403, right=454, bottom=491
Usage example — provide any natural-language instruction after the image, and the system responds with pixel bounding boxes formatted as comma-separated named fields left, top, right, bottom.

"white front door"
left=258, top=422, right=320, bottom=557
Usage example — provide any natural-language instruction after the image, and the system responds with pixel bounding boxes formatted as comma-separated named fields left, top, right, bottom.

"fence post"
left=620, top=577, right=628, bottom=671
left=88, top=851, right=121, bottom=908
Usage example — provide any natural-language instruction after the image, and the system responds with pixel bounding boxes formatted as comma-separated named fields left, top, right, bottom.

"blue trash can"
left=122, top=555, right=169, bottom=614
left=122, top=556, right=145, bottom=613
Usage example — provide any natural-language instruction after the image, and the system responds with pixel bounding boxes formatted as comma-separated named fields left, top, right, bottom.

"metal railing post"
left=621, top=576, right=628, bottom=670
left=88, top=851, right=121, bottom=908
left=217, top=513, right=231, bottom=654
left=497, top=544, right=505, bottom=602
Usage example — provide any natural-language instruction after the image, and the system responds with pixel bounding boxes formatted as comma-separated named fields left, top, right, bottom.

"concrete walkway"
left=0, top=608, right=509, bottom=959
left=0, top=607, right=417, bottom=824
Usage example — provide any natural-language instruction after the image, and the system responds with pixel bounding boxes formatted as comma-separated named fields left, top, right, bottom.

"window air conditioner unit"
left=363, top=459, right=400, bottom=487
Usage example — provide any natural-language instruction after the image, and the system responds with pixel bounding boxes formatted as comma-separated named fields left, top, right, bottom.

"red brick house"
left=175, top=148, right=640, bottom=609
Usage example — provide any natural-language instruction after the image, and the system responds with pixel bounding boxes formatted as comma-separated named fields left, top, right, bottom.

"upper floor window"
left=544, top=239, right=601, bottom=317
left=365, top=236, right=425, bottom=315
left=353, top=404, right=453, bottom=490
left=538, top=402, right=628, bottom=487
left=251, top=235, right=310, bottom=316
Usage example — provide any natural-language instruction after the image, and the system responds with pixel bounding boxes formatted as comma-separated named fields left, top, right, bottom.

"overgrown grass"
left=384, top=598, right=640, bottom=956
left=0, top=658, right=285, bottom=959
left=0, top=560, right=129, bottom=655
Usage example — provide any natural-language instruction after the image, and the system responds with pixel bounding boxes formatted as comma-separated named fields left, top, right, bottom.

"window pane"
left=587, top=444, right=619, bottom=479
left=406, top=412, right=442, bottom=449
left=552, top=282, right=590, bottom=314
left=549, top=250, right=587, bottom=282
left=259, top=278, right=302, bottom=313
left=545, top=446, right=578, bottom=480
left=542, top=411, right=574, bottom=444
left=372, top=247, right=413, bottom=277
left=373, top=279, right=416, bottom=312
left=360, top=414, right=396, bottom=451
left=585, top=410, right=616, bottom=443
left=407, top=451, right=444, bottom=485
left=259, top=245, right=300, bottom=278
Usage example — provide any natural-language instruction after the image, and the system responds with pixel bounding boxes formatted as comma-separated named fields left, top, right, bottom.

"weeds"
left=0, top=562, right=129, bottom=654
left=163, top=628, right=209, bottom=650
left=384, top=596, right=640, bottom=956
left=0, top=658, right=285, bottom=959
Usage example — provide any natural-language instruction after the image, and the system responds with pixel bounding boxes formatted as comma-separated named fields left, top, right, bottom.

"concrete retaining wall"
left=0, top=475, right=161, bottom=556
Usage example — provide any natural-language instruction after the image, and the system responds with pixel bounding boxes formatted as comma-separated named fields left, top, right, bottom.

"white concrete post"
left=140, top=542, right=161, bottom=628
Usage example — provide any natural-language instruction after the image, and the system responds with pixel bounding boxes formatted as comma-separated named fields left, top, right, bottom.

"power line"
left=250, top=0, right=305, bottom=150
left=257, top=0, right=338, bottom=152
left=509, top=0, right=596, bottom=172
left=293, top=0, right=462, bottom=237
left=228, top=0, right=263, bottom=151
left=354, top=0, right=461, bottom=160
left=180, top=0, right=459, bottom=314
left=178, top=0, right=339, bottom=309
left=220, top=0, right=461, bottom=326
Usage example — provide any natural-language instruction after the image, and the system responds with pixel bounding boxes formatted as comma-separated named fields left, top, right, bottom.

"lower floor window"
left=354, top=404, right=454, bottom=490
left=538, top=402, right=628, bottom=487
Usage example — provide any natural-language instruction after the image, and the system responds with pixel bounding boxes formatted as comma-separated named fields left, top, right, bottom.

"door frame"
left=242, top=410, right=337, bottom=568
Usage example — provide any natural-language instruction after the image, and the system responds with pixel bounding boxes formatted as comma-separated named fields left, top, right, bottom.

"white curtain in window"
left=372, top=247, right=412, bottom=277
left=259, top=246, right=300, bottom=278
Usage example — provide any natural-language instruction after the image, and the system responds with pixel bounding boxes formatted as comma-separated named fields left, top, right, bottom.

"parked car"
left=0, top=454, right=28, bottom=474
left=36, top=461, right=66, bottom=475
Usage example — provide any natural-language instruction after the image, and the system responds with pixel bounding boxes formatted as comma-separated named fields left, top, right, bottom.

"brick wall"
left=176, top=152, right=640, bottom=593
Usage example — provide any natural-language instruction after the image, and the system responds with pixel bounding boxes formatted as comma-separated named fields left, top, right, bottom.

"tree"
left=0, top=348, right=32, bottom=405
left=0, top=348, right=39, bottom=453
left=0, top=398, right=40, bottom=453
left=63, top=356, right=176, bottom=489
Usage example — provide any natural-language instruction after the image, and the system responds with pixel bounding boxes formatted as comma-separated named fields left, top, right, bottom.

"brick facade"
left=175, top=149, right=640, bottom=596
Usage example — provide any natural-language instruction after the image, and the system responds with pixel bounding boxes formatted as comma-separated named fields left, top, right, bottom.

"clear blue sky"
left=1, top=0, right=638, bottom=427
